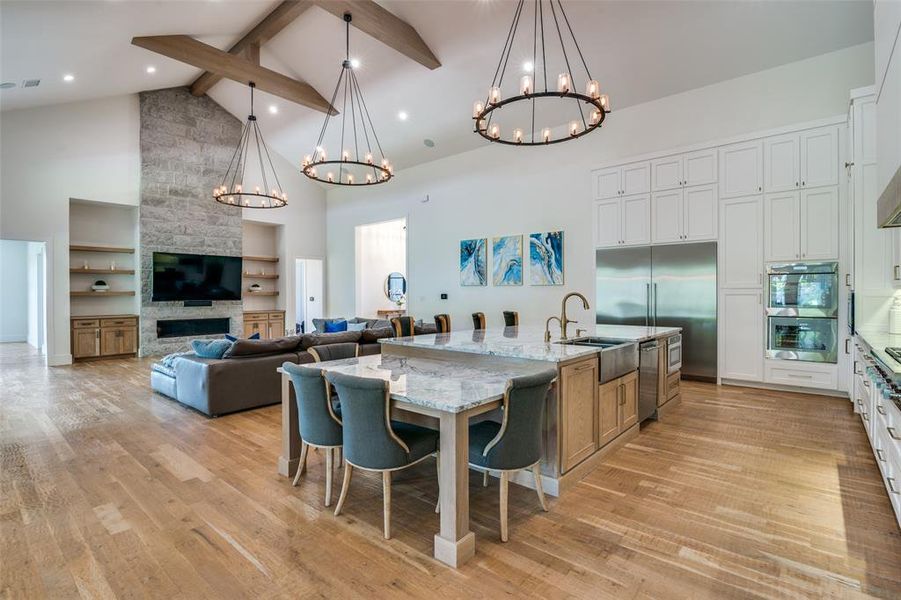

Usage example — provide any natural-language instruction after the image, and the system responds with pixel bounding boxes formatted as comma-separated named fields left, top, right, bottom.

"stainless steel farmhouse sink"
left=557, top=337, right=639, bottom=383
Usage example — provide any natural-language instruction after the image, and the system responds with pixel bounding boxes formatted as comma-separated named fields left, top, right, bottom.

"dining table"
left=277, top=353, right=548, bottom=568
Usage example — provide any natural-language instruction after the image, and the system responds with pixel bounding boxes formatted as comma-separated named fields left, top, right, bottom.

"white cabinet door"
left=893, top=230, right=901, bottom=288
left=593, top=167, right=621, bottom=200
left=651, top=190, right=683, bottom=244
left=594, top=199, right=621, bottom=248
left=801, top=127, right=838, bottom=189
left=683, top=184, right=717, bottom=242
left=651, top=156, right=682, bottom=192
left=720, top=196, right=763, bottom=288
left=721, top=289, right=764, bottom=381
left=719, top=140, right=763, bottom=198
left=622, top=162, right=651, bottom=196
left=621, top=195, right=651, bottom=246
left=764, top=133, right=800, bottom=192
left=765, top=191, right=800, bottom=261
left=800, top=187, right=838, bottom=260
left=684, top=149, right=717, bottom=187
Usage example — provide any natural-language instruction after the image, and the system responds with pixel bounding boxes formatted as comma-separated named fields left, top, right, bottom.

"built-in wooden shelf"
left=243, top=255, right=279, bottom=263
left=70, top=268, right=136, bottom=275
left=246, top=290, right=278, bottom=296
left=71, top=291, right=136, bottom=297
left=70, top=244, right=135, bottom=254
left=243, top=273, right=279, bottom=279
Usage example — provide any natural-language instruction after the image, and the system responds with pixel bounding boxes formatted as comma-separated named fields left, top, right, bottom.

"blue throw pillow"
left=323, top=319, right=348, bottom=333
left=346, top=322, right=366, bottom=331
left=192, top=339, right=233, bottom=359
left=225, top=332, right=260, bottom=342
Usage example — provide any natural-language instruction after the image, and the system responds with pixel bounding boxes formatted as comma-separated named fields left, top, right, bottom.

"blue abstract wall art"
left=529, top=231, right=564, bottom=285
left=460, top=238, right=487, bottom=286
left=492, top=235, right=523, bottom=286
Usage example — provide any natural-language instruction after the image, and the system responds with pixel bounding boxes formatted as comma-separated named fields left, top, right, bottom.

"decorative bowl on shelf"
left=91, top=280, right=110, bottom=292
left=249, top=283, right=262, bottom=292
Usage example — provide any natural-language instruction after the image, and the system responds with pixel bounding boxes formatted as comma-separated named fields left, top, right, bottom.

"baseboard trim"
left=719, top=378, right=849, bottom=399
left=48, top=353, right=73, bottom=367
left=0, top=335, right=27, bottom=343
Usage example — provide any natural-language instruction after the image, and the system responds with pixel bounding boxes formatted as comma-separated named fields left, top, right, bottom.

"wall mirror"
left=385, top=272, right=406, bottom=301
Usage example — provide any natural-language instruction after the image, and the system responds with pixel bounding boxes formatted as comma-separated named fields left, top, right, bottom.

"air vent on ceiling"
left=0, top=82, right=15, bottom=90
left=21, top=79, right=40, bottom=88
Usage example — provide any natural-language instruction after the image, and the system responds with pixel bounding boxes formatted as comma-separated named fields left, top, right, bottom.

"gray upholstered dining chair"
left=326, top=371, right=440, bottom=540
left=281, top=362, right=344, bottom=507
left=308, top=342, right=359, bottom=362
left=468, top=369, right=557, bottom=542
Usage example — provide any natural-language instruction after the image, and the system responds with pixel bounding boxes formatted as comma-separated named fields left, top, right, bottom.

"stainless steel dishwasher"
left=639, top=340, right=659, bottom=422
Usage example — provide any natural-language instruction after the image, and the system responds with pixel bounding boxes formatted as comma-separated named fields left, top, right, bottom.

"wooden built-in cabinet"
left=243, top=310, right=286, bottom=339
left=559, top=358, right=598, bottom=473
left=597, top=370, right=638, bottom=448
left=71, top=315, right=138, bottom=360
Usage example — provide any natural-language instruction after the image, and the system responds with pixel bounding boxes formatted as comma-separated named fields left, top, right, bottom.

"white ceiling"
left=0, top=0, right=874, bottom=171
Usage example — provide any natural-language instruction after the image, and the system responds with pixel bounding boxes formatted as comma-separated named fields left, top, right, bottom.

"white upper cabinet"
left=765, top=191, right=801, bottom=261
left=764, top=134, right=800, bottom=192
left=622, top=195, right=651, bottom=246
left=683, top=149, right=717, bottom=187
left=593, top=199, right=622, bottom=248
left=593, top=162, right=650, bottom=199
left=800, top=127, right=838, bottom=188
left=651, top=156, right=682, bottom=192
left=719, top=140, right=763, bottom=198
left=720, top=196, right=763, bottom=288
left=651, top=190, right=683, bottom=243
left=683, top=185, right=718, bottom=241
left=800, top=187, right=839, bottom=260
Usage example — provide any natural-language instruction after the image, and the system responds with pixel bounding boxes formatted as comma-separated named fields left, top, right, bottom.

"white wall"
left=0, top=95, right=141, bottom=364
left=326, top=43, right=875, bottom=329
left=355, top=218, right=406, bottom=318
left=0, top=240, right=29, bottom=342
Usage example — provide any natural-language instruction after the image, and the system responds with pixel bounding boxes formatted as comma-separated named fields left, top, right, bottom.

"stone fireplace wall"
left=139, top=87, right=244, bottom=356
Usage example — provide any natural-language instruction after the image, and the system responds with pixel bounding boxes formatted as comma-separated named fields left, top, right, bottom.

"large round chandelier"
left=301, top=12, right=393, bottom=186
left=214, top=82, right=287, bottom=209
left=473, top=0, right=610, bottom=146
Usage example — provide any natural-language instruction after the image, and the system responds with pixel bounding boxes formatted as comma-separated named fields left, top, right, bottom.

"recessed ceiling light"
left=523, top=61, right=534, bottom=73
left=146, top=66, right=156, bottom=74
left=397, top=111, right=408, bottom=121
left=423, top=138, right=435, bottom=148
left=63, top=74, right=74, bottom=82
left=350, top=58, right=361, bottom=69
left=268, top=104, right=278, bottom=115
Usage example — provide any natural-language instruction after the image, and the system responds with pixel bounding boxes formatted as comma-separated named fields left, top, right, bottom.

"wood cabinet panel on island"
left=597, top=370, right=638, bottom=449
left=560, top=358, right=598, bottom=472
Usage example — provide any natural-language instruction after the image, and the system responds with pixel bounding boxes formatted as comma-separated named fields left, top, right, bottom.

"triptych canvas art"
left=460, top=231, right=563, bottom=286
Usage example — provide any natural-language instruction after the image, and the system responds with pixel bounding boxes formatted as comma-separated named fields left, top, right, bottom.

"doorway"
left=295, top=258, right=324, bottom=333
left=354, top=218, right=407, bottom=319
left=0, top=239, right=47, bottom=358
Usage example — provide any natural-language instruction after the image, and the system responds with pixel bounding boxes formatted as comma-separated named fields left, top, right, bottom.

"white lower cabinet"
left=720, top=289, right=764, bottom=381
left=763, top=359, right=838, bottom=390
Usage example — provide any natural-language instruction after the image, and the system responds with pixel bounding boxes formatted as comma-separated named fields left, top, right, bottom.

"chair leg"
left=499, top=471, right=509, bottom=542
left=336, top=447, right=343, bottom=468
left=532, top=463, right=548, bottom=512
left=434, top=452, right=440, bottom=514
left=292, top=442, right=309, bottom=487
left=334, top=463, right=353, bottom=516
left=483, top=470, right=489, bottom=487
left=382, top=471, right=392, bottom=540
left=325, top=448, right=334, bottom=507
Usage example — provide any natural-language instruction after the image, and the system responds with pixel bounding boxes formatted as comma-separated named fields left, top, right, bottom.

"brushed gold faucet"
left=560, top=292, right=589, bottom=340
left=544, top=316, right=561, bottom=343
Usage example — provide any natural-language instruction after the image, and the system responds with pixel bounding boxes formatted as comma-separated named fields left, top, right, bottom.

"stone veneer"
left=139, top=87, right=244, bottom=356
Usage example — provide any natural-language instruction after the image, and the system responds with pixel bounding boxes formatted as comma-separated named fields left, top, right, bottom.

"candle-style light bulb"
left=310, top=167, right=317, bottom=178
left=366, top=173, right=373, bottom=184
left=488, top=86, right=501, bottom=105
left=302, top=154, right=312, bottom=167
left=557, top=73, right=571, bottom=93
left=599, top=94, right=610, bottom=111
left=364, top=152, right=373, bottom=164
left=234, top=184, right=242, bottom=193
left=254, top=186, right=261, bottom=194
left=586, top=80, right=600, bottom=99
left=542, top=128, right=551, bottom=143
left=347, top=174, right=354, bottom=184
left=569, top=121, right=579, bottom=136
left=590, top=109, right=601, bottom=125
left=327, top=172, right=334, bottom=183
left=342, top=149, right=350, bottom=161
left=513, top=128, right=524, bottom=144
left=316, top=146, right=326, bottom=160
left=476, top=118, right=487, bottom=132
left=472, top=101, right=485, bottom=118
left=489, top=123, right=500, bottom=139
left=520, top=75, right=533, bottom=95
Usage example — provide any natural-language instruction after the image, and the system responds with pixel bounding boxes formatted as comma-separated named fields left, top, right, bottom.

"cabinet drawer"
left=666, top=372, right=680, bottom=400
left=100, top=318, right=136, bottom=327
left=72, top=319, right=100, bottom=329
left=244, top=312, right=269, bottom=322
left=764, top=360, right=838, bottom=389
left=267, top=312, right=285, bottom=319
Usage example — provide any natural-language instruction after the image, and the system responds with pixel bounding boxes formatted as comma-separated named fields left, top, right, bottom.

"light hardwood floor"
left=1, top=343, right=900, bottom=599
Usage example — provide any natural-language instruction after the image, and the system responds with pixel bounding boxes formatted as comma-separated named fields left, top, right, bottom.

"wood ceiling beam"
left=312, top=0, right=441, bottom=70
left=131, top=35, right=337, bottom=114
left=190, top=0, right=314, bottom=97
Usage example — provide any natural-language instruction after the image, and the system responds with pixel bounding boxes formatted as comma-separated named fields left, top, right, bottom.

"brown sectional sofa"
left=150, top=328, right=394, bottom=417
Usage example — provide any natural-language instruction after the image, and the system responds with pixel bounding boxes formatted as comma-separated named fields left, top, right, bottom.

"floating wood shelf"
left=246, top=290, right=278, bottom=296
left=71, top=291, right=136, bottom=297
left=243, top=255, right=279, bottom=263
left=70, top=244, right=135, bottom=254
left=70, top=268, right=136, bottom=275
left=243, top=273, right=279, bottom=279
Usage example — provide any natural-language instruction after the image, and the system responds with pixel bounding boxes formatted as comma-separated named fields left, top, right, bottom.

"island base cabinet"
left=560, top=358, right=598, bottom=473
left=597, top=370, right=639, bottom=449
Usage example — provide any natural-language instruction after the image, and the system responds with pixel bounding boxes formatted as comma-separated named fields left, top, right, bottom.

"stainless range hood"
left=877, top=165, right=901, bottom=227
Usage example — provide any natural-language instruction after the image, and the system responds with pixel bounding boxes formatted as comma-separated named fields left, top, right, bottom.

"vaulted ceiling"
left=0, top=0, right=874, bottom=171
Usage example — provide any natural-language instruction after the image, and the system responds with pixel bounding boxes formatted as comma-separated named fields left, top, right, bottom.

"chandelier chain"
left=352, top=68, right=387, bottom=160
left=548, top=0, right=587, bottom=131
left=557, top=0, right=592, bottom=80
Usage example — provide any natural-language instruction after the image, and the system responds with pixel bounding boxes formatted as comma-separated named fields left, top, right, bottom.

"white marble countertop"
left=285, top=354, right=554, bottom=413
left=378, top=324, right=681, bottom=364
left=857, top=328, right=901, bottom=375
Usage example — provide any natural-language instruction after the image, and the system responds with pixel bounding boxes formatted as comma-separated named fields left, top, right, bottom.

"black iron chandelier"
left=214, top=82, right=287, bottom=209
left=473, top=0, right=610, bottom=146
left=301, top=12, right=393, bottom=186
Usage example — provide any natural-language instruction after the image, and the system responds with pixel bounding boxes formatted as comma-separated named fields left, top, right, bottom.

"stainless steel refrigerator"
left=595, top=243, right=717, bottom=381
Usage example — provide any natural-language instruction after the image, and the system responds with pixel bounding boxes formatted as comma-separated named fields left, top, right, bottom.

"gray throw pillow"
left=347, top=322, right=366, bottom=331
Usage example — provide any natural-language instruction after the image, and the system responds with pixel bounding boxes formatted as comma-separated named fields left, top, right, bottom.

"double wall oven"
left=765, top=262, right=838, bottom=364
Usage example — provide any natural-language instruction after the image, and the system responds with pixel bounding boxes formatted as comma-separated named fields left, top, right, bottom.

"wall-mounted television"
left=152, top=252, right=243, bottom=302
